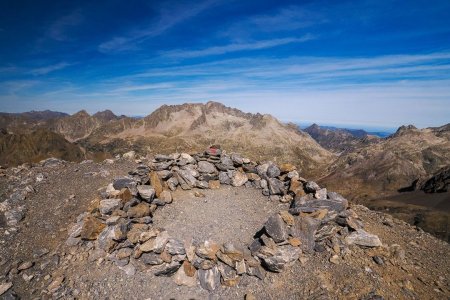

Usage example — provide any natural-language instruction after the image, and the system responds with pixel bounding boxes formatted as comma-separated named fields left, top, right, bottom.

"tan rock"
left=280, top=163, right=296, bottom=173
left=279, top=211, right=295, bottom=226
left=117, top=248, right=132, bottom=259
left=245, top=292, right=256, bottom=300
left=80, top=216, right=106, bottom=240
left=236, top=260, right=246, bottom=275
left=127, top=224, right=149, bottom=244
left=159, top=190, right=172, bottom=203
left=194, top=191, right=205, bottom=198
left=127, top=203, right=151, bottom=218
left=303, top=209, right=328, bottom=220
left=47, top=275, right=64, bottom=292
left=196, top=240, right=220, bottom=260
left=247, top=173, right=261, bottom=181
left=330, top=254, right=340, bottom=264
left=289, top=177, right=305, bottom=195
left=183, top=260, right=196, bottom=277
left=117, top=188, right=132, bottom=203
left=139, top=228, right=160, bottom=243
left=0, top=282, right=13, bottom=296
left=139, top=238, right=156, bottom=252
left=174, top=264, right=197, bottom=287
left=160, top=249, right=172, bottom=263
left=288, top=237, right=302, bottom=247
left=18, top=261, right=34, bottom=271
left=87, top=197, right=101, bottom=213
left=150, top=171, right=163, bottom=198
left=208, top=180, right=221, bottom=189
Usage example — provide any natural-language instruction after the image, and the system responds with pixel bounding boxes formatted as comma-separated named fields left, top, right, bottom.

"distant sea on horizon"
left=295, top=122, right=396, bottom=138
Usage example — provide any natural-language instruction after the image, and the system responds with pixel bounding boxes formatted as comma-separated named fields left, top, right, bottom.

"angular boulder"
left=264, top=214, right=288, bottom=243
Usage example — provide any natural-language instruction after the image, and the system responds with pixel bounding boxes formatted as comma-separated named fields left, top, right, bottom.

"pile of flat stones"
left=67, top=146, right=382, bottom=291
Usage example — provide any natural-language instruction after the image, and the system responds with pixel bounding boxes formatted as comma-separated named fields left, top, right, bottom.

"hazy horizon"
left=1, top=0, right=449, bottom=128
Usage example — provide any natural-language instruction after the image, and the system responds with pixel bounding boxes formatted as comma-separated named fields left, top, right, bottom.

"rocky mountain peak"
left=72, top=110, right=91, bottom=118
left=393, top=124, right=418, bottom=137
left=93, top=110, right=118, bottom=122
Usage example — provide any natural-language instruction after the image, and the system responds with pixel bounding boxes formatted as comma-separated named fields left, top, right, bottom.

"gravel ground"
left=0, top=160, right=449, bottom=300
left=154, top=186, right=287, bottom=248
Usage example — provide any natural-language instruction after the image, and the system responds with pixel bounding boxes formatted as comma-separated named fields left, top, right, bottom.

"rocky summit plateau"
left=0, top=146, right=449, bottom=299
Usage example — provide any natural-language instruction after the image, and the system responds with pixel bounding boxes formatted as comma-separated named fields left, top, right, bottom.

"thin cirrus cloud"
left=98, top=0, right=221, bottom=53
left=29, top=62, right=73, bottom=76
left=161, top=35, right=314, bottom=58
left=46, top=10, right=84, bottom=41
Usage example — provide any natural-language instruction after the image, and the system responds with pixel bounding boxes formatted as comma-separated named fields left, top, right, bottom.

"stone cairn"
left=67, top=146, right=382, bottom=291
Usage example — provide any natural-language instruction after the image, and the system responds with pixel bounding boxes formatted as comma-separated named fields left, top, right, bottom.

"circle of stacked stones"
left=68, top=146, right=382, bottom=291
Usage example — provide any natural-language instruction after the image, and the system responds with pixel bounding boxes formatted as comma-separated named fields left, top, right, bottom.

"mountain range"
left=0, top=102, right=449, bottom=240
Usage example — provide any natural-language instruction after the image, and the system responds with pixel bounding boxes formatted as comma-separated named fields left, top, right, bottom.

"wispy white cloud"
left=29, top=62, right=72, bottom=76
left=220, top=5, right=325, bottom=41
left=112, top=83, right=173, bottom=92
left=46, top=10, right=84, bottom=41
left=2, top=51, right=449, bottom=128
left=98, top=0, right=220, bottom=53
left=162, top=36, right=313, bottom=58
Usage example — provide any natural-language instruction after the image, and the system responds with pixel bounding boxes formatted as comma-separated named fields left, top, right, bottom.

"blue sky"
left=0, top=0, right=449, bottom=129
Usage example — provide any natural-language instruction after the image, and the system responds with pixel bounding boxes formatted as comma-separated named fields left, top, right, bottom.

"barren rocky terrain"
left=0, top=149, right=449, bottom=299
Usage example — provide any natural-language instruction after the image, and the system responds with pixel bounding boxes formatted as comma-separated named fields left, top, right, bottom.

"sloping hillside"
left=320, top=124, right=450, bottom=200
left=82, top=102, right=334, bottom=177
left=0, top=129, right=85, bottom=167
left=304, top=123, right=380, bottom=153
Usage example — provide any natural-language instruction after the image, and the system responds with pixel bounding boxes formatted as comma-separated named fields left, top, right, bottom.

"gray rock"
left=305, top=181, right=320, bottom=193
left=268, top=178, right=285, bottom=195
left=166, top=239, right=186, bottom=255
left=217, top=262, right=238, bottom=281
left=219, top=172, right=231, bottom=185
left=197, top=161, right=217, bottom=174
left=196, top=180, right=209, bottom=189
left=150, top=161, right=173, bottom=171
left=231, top=153, right=243, bottom=165
left=327, top=191, right=347, bottom=202
left=157, top=170, right=173, bottom=180
left=290, top=199, right=347, bottom=214
left=137, top=185, right=155, bottom=202
left=290, top=216, right=321, bottom=253
left=314, top=188, right=327, bottom=200
left=256, top=163, right=269, bottom=177
left=113, top=178, right=135, bottom=190
left=152, top=199, right=166, bottom=206
left=175, top=169, right=197, bottom=188
left=5, top=208, right=24, bottom=226
left=373, top=256, right=384, bottom=265
left=345, top=229, right=382, bottom=247
left=99, top=199, right=121, bottom=215
left=154, top=154, right=172, bottom=161
left=249, top=239, right=262, bottom=255
left=167, top=177, right=179, bottom=191
left=192, top=256, right=216, bottom=270
left=141, top=252, right=164, bottom=265
left=154, top=231, right=170, bottom=253
left=97, top=226, right=117, bottom=253
left=153, top=261, right=182, bottom=276
left=260, top=179, right=268, bottom=189
left=264, top=214, right=288, bottom=243
left=266, top=164, right=281, bottom=178
left=219, top=156, right=234, bottom=169
left=257, top=245, right=301, bottom=272
left=247, top=265, right=265, bottom=280
left=198, top=266, right=221, bottom=291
